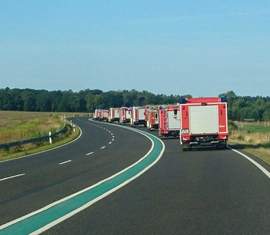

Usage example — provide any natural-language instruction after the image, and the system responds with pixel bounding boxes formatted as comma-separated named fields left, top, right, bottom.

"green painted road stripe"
left=0, top=128, right=165, bottom=235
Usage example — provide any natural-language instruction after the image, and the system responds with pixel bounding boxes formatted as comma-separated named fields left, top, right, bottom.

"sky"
left=0, top=0, right=269, bottom=96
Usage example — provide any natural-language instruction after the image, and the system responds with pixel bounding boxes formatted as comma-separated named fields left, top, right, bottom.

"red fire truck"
left=120, top=107, right=132, bottom=124
left=94, top=109, right=101, bottom=120
left=109, top=108, right=120, bottom=123
left=180, top=97, right=228, bottom=150
left=130, top=107, right=146, bottom=126
left=94, top=109, right=109, bottom=121
left=145, top=106, right=159, bottom=130
left=159, top=105, right=181, bottom=138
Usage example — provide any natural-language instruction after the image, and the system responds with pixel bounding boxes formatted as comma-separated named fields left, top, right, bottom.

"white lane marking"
left=0, top=127, right=83, bottom=164
left=232, top=149, right=270, bottom=179
left=0, top=121, right=165, bottom=234
left=100, top=146, right=106, bottom=150
left=109, top=142, right=112, bottom=145
left=86, top=152, right=94, bottom=156
left=58, top=160, right=72, bottom=165
left=0, top=173, right=25, bottom=182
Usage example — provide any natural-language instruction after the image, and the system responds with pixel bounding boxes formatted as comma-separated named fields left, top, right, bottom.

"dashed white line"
left=59, top=160, right=72, bottom=165
left=109, top=142, right=112, bottom=145
left=86, top=152, right=94, bottom=156
left=0, top=173, right=25, bottom=182
left=100, top=146, right=106, bottom=150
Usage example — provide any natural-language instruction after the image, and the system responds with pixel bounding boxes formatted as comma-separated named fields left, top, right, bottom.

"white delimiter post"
left=49, top=131, right=52, bottom=144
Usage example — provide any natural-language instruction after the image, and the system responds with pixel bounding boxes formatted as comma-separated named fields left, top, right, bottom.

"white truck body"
left=167, top=109, right=181, bottom=130
left=189, top=106, right=219, bottom=135
left=131, top=107, right=146, bottom=125
left=109, top=108, right=120, bottom=122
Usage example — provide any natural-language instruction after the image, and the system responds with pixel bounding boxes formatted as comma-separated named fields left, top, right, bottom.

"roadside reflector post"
left=49, top=131, right=52, bottom=144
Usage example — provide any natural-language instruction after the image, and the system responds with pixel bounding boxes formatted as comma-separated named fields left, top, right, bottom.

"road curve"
left=46, top=126, right=270, bottom=235
left=1, top=118, right=270, bottom=235
left=0, top=118, right=165, bottom=234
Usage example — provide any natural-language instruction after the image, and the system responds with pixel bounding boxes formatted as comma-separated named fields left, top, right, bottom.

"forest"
left=0, top=88, right=269, bottom=121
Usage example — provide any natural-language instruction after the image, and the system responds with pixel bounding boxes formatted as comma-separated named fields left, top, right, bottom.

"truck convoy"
left=159, top=105, right=181, bottom=138
left=130, top=107, right=146, bottom=126
left=93, top=96, right=228, bottom=150
left=179, top=97, right=228, bottom=150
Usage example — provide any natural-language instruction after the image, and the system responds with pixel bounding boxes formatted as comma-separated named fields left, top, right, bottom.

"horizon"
left=0, top=1, right=269, bottom=97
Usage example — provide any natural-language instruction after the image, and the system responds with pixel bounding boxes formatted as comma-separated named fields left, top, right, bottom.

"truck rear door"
left=168, top=109, right=180, bottom=130
left=138, top=109, right=145, bottom=120
left=189, top=105, right=219, bottom=135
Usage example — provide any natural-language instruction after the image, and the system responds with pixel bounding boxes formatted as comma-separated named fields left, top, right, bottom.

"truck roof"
left=186, top=97, right=222, bottom=103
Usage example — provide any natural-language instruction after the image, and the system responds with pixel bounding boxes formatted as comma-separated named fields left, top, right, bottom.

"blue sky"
left=0, top=0, right=269, bottom=96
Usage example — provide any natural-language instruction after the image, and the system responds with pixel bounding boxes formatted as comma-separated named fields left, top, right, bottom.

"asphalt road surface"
left=0, top=118, right=269, bottom=235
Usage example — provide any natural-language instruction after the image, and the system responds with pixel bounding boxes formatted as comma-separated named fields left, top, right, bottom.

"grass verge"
left=0, top=125, right=81, bottom=162
left=229, top=121, right=270, bottom=166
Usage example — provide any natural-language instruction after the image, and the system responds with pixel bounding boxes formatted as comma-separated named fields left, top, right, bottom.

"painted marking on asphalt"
left=0, top=173, right=25, bottom=182
left=232, top=149, right=270, bottom=179
left=58, top=160, right=72, bottom=165
left=86, top=152, right=94, bottom=156
left=109, top=142, right=112, bottom=145
left=100, top=146, right=106, bottom=150
left=0, top=122, right=165, bottom=235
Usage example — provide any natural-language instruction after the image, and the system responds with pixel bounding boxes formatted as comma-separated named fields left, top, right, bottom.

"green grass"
left=0, top=111, right=64, bottom=143
left=237, top=122, right=270, bottom=134
left=0, top=111, right=86, bottom=161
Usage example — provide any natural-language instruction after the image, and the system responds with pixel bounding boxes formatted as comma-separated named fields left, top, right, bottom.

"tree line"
left=0, top=88, right=269, bottom=121
left=220, top=91, right=270, bottom=121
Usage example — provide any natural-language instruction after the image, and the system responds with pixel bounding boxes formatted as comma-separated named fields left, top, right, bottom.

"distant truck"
left=159, top=105, right=181, bottom=138
left=94, top=109, right=109, bottom=121
left=120, top=107, right=132, bottom=124
left=130, top=107, right=146, bottom=126
left=94, top=109, right=101, bottom=120
left=179, top=97, right=228, bottom=150
left=145, top=106, right=159, bottom=130
left=109, top=108, right=120, bottom=123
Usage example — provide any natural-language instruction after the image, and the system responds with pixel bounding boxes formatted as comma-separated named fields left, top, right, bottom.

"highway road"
left=0, top=117, right=269, bottom=235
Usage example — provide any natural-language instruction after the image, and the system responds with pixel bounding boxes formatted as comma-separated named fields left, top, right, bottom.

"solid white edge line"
left=232, top=148, right=270, bottom=179
left=0, top=120, right=165, bottom=234
left=0, top=173, right=26, bottom=182
left=0, top=127, right=83, bottom=164
left=58, top=160, right=72, bottom=165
